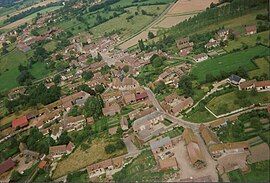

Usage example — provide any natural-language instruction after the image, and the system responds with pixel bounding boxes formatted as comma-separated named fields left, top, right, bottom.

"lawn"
left=66, top=170, right=89, bottom=183
left=207, top=91, right=270, bottom=116
left=43, top=40, right=57, bottom=52
left=224, top=31, right=269, bottom=52
left=249, top=57, right=270, bottom=79
left=113, top=150, right=172, bottom=182
left=30, top=61, right=50, bottom=80
left=191, top=46, right=270, bottom=83
left=0, top=48, right=30, bottom=92
left=91, top=5, right=167, bottom=39
left=183, top=106, right=216, bottom=123
left=52, top=137, right=127, bottom=179
left=229, top=160, right=270, bottom=182
left=162, top=126, right=184, bottom=138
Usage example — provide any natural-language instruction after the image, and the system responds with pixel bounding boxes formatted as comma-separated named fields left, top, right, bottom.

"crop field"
left=191, top=46, right=270, bottom=83
left=52, top=137, right=127, bottom=179
left=0, top=6, right=62, bottom=30
left=91, top=5, right=167, bottom=40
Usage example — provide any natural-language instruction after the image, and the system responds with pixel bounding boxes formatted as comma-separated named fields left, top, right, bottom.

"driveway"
left=171, top=136, right=218, bottom=181
left=123, top=135, right=139, bottom=155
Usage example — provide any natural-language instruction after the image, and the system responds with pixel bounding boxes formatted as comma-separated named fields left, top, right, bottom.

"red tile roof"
left=0, top=158, right=16, bottom=174
left=12, top=116, right=29, bottom=129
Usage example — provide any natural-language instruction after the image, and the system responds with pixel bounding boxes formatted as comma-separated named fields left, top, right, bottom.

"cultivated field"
left=119, top=0, right=219, bottom=49
left=0, top=6, right=62, bottom=30
left=0, top=0, right=60, bottom=22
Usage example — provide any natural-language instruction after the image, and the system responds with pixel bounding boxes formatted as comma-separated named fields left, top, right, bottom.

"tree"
left=150, top=56, right=164, bottom=68
left=105, top=144, right=116, bottom=154
left=122, top=65, right=129, bottom=73
left=57, top=131, right=71, bottom=145
left=10, top=171, right=22, bottom=182
left=53, top=74, right=61, bottom=84
left=148, top=31, right=155, bottom=39
left=83, top=96, right=104, bottom=119
left=205, top=73, right=216, bottom=83
left=97, top=52, right=102, bottom=61
left=77, top=84, right=95, bottom=95
left=154, top=81, right=166, bottom=94
left=82, top=71, right=94, bottom=81
left=178, top=75, right=193, bottom=96
left=95, top=84, right=105, bottom=94
left=138, top=39, right=145, bottom=51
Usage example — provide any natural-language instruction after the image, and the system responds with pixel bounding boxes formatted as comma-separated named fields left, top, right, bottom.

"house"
left=150, top=137, right=173, bottom=155
left=199, top=124, right=220, bottom=147
left=216, top=29, right=230, bottom=41
left=132, top=111, right=164, bottom=133
left=120, top=117, right=129, bottom=131
left=205, top=39, right=219, bottom=49
left=22, top=150, right=40, bottom=163
left=227, top=74, right=246, bottom=85
left=129, top=107, right=156, bottom=120
left=193, top=53, right=208, bottom=62
left=254, top=80, right=270, bottom=92
left=87, top=159, right=114, bottom=178
left=0, top=158, right=16, bottom=174
left=159, top=157, right=178, bottom=171
left=176, top=37, right=194, bottom=56
left=62, top=115, right=85, bottom=132
left=122, top=91, right=136, bottom=104
left=101, top=90, right=122, bottom=103
left=8, top=87, right=26, bottom=100
left=102, top=102, right=121, bottom=116
left=209, top=141, right=250, bottom=159
left=238, top=80, right=256, bottom=90
left=110, top=77, right=140, bottom=91
left=245, top=25, right=257, bottom=35
left=12, top=116, right=29, bottom=129
left=182, top=128, right=206, bottom=168
left=135, top=91, right=148, bottom=102
left=161, top=93, right=193, bottom=116
left=49, top=142, right=75, bottom=159
left=86, top=117, right=95, bottom=124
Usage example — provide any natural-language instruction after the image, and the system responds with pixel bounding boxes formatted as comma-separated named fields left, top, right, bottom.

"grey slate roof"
left=150, top=136, right=171, bottom=150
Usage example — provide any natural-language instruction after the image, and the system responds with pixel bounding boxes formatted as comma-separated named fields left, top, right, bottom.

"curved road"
left=144, top=87, right=199, bottom=131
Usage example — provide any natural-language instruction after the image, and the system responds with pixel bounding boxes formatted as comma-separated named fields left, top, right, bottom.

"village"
left=0, top=0, right=269, bottom=182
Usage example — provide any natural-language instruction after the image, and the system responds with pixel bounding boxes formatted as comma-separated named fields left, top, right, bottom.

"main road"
left=144, top=87, right=199, bottom=131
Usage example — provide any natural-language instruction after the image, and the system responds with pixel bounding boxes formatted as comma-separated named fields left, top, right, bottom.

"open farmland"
left=91, top=5, right=167, bottom=40
left=119, top=0, right=219, bottom=49
left=52, top=137, right=127, bottom=179
left=0, top=5, right=62, bottom=30
left=0, top=0, right=61, bottom=22
left=191, top=46, right=270, bottom=83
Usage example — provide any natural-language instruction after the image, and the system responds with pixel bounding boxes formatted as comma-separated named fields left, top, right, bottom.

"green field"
left=0, top=48, right=50, bottom=92
left=43, top=41, right=57, bottom=52
left=249, top=57, right=270, bottom=79
left=0, top=49, right=30, bottom=92
left=224, top=31, right=269, bottom=52
left=229, top=160, right=270, bottom=182
left=191, top=46, right=270, bottom=83
left=207, top=91, right=270, bottom=116
left=183, top=105, right=216, bottom=123
left=113, top=150, right=175, bottom=182
left=66, top=170, right=89, bottom=183
left=91, top=5, right=167, bottom=39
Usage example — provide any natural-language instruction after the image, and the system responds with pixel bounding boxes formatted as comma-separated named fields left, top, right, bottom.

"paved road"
left=144, top=87, right=199, bottom=131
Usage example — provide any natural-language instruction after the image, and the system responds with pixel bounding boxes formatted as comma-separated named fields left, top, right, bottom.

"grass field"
left=91, top=5, right=167, bottom=39
left=249, top=57, right=270, bottom=79
left=0, top=49, right=30, bottom=92
left=113, top=150, right=174, bottom=182
left=191, top=46, right=270, bottom=83
left=224, top=31, right=269, bottom=52
left=207, top=91, right=270, bottom=115
left=43, top=41, right=57, bottom=52
left=183, top=106, right=216, bottom=123
left=52, top=137, right=127, bottom=179
left=229, top=160, right=270, bottom=182
left=30, top=61, right=50, bottom=80
left=66, top=170, right=89, bottom=183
